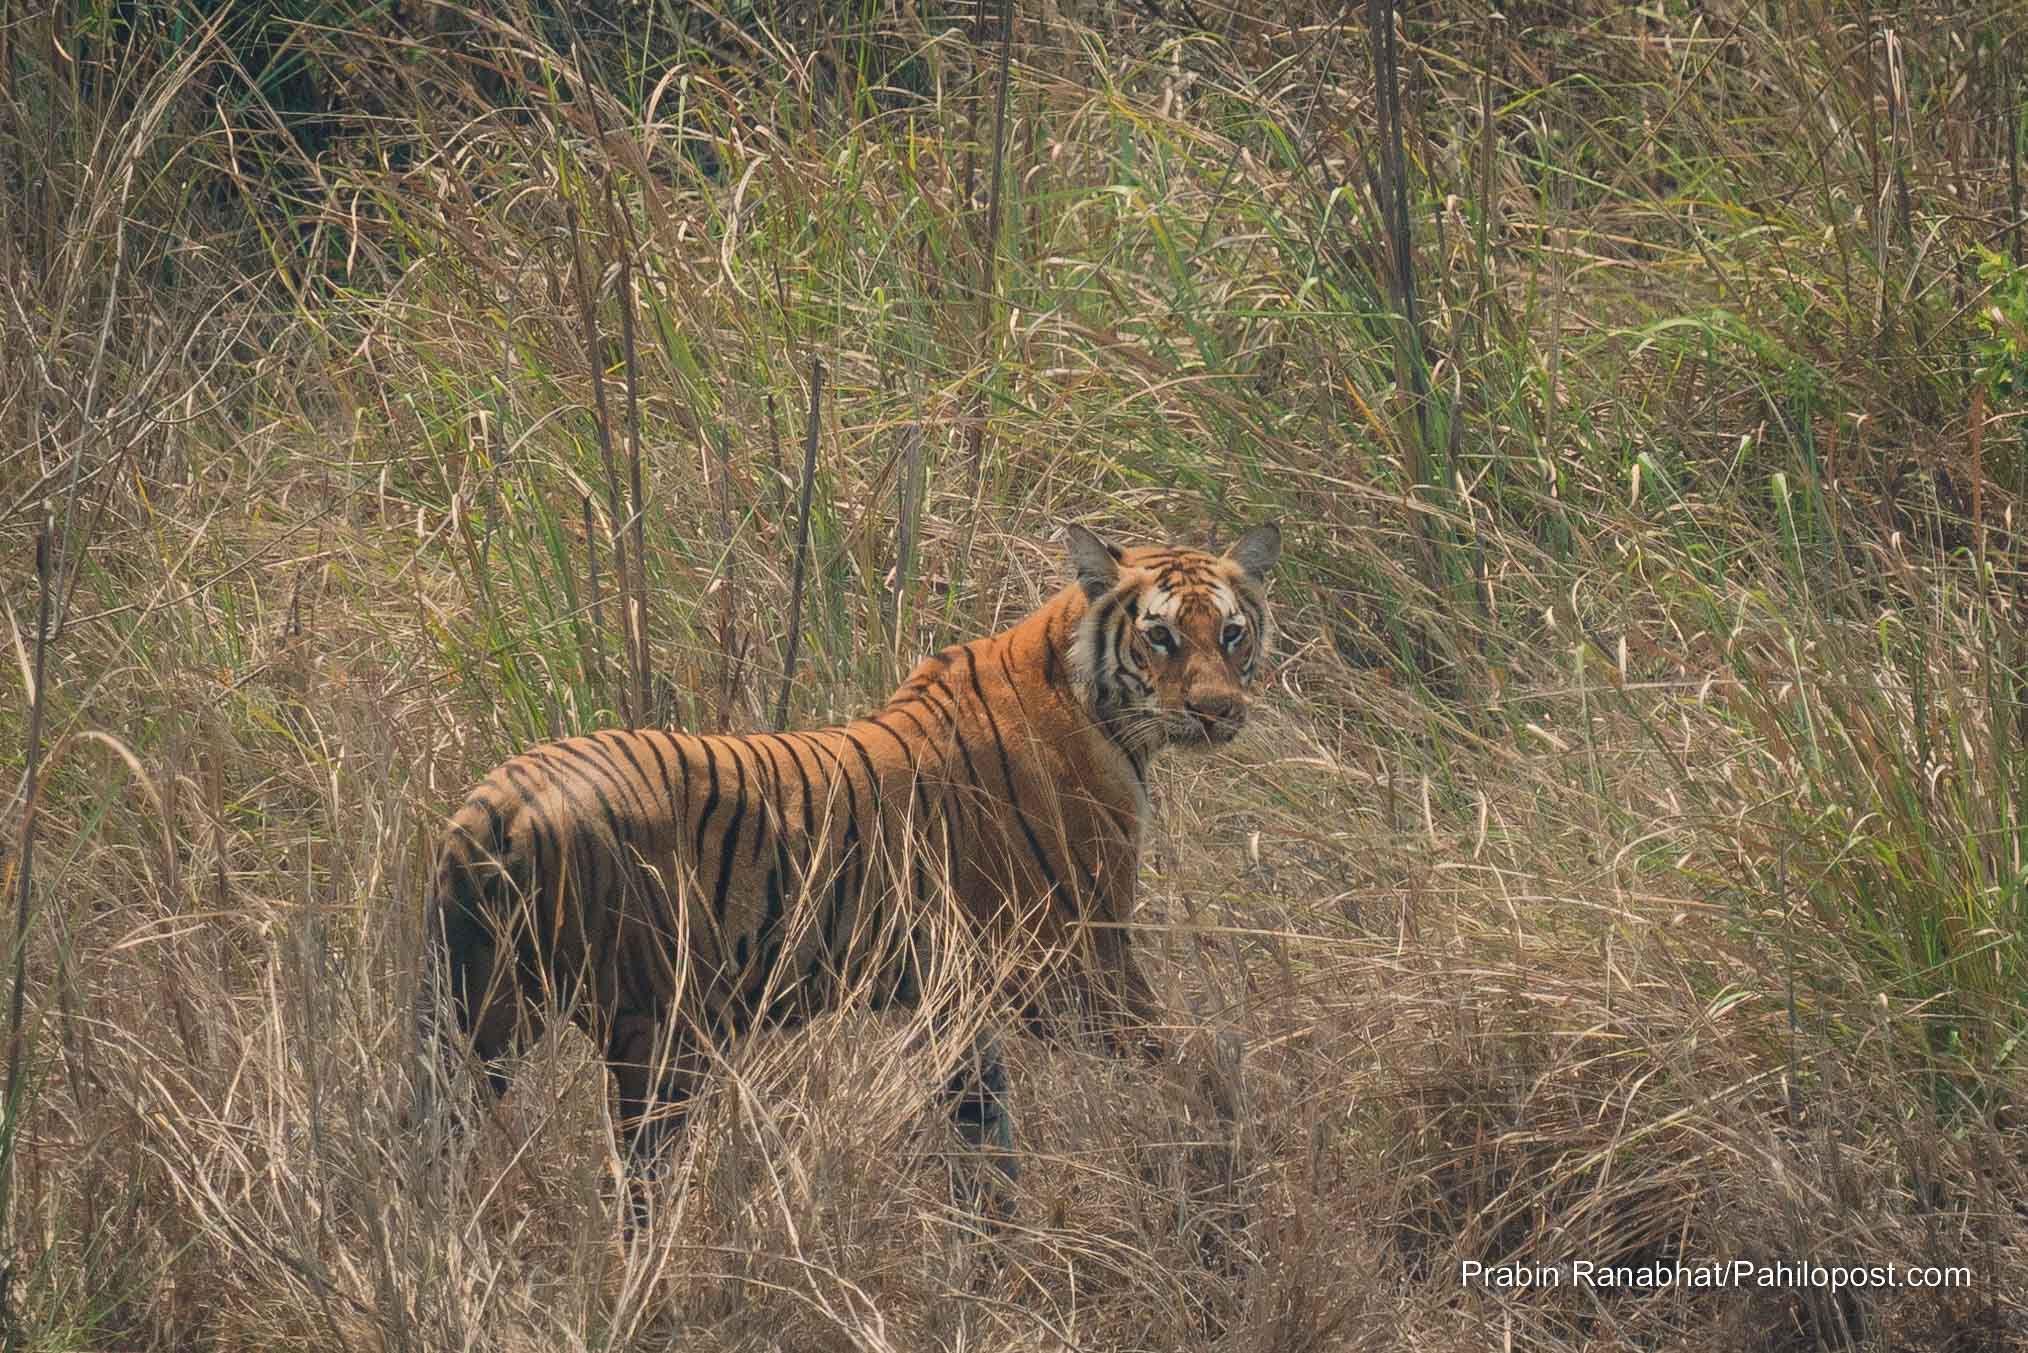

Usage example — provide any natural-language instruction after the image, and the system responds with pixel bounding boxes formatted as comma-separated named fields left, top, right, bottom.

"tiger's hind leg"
left=938, top=1031, right=1018, bottom=1226
left=603, top=1009, right=708, bottom=1233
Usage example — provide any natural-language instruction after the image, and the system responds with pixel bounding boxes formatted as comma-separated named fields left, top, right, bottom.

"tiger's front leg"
left=602, top=1007, right=709, bottom=1235
left=938, top=1031, right=1018, bottom=1226
left=1089, top=922, right=1170, bottom=1063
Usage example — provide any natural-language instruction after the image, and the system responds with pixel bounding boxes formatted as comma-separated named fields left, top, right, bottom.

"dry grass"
left=3, top=0, right=2028, bottom=1348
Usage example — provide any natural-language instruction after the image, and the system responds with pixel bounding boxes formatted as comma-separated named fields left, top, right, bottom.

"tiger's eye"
left=1144, top=623, right=1176, bottom=654
left=1222, top=621, right=1246, bottom=650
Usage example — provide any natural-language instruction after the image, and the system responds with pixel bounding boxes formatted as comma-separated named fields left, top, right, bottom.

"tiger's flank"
left=418, top=522, right=1282, bottom=1226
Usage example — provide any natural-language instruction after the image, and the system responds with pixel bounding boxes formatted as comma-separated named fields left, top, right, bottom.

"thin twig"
left=3, top=527, right=54, bottom=1251
left=965, top=0, right=1017, bottom=491
left=775, top=357, right=824, bottom=733
left=582, top=494, right=609, bottom=720
left=598, top=148, right=655, bottom=722
left=1367, top=0, right=1428, bottom=450
left=50, top=149, right=138, bottom=644
left=891, top=424, right=923, bottom=681
left=2009, top=40, right=2022, bottom=268
left=616, top=243, right=652, bottom=720
left=1475, top=9, right=1500, bottom=352
left=1886, top=29, right=1913, bottom=252
left=713, top=427, right=742, bottom=733
left=959, top=1, right=983, bottom=246
left=1135, top=0, right=1212, bottom=35
left=566, top=196, right=631, bottom=724
left=766, top=393, right=784, bottom=518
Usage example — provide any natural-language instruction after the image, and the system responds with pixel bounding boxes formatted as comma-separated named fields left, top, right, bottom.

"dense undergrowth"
left=3, top=1, right=2027, bottom=1347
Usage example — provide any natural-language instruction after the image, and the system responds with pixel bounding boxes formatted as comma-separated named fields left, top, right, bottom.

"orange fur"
left=420, top=523, right=1280, bottom=1212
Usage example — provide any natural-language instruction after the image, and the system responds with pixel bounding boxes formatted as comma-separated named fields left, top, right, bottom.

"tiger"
left=418, top=521, right=1281, bottom=1224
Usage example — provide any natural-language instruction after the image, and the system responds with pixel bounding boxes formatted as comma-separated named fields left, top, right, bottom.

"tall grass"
left=2, top=1, right=2026, bottom=1348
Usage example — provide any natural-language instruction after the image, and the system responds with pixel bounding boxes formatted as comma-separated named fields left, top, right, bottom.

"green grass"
left=2, top=1, right=2027, bottom=1348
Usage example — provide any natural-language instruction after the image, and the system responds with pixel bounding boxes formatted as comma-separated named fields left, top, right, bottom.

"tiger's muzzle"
left=1184, top=692, right=1246, bottom=745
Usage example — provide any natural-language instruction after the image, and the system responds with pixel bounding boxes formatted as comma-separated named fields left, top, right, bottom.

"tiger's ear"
left=1224, top=523, right=1282, bottom=581
left=1063, top=524, right=1123, bottom=600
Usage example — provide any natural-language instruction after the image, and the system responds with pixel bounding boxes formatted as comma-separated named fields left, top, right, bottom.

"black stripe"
left=861, top=713, right=919, bottom=771
left=759, top=846, right=787, bottom=974
left=835, top=731, right=880, bottom=980
left=907, top=774, right=936, bottom=925
left=915, top=675, right=983, bottom=835
left=804, top=731, right=860, bottom=858
left=496, top=763, right=564, bottom=903
left=635, top=730, right=685, bottom=824
left=940, top=767, right=966, bottom=901
left=697, top=734, right=730, bottom=839
left=582, top=749, right=668, bottom=950
left=567, top=735, right=649, bottom=820
left=997, top=639, right=1108, bottom=886
left=674, top=732, right=695, bottom=840
left=963, top=646, right=1068, bottom=901
left=910, top=675, right=962, bottom=729
left=553, top=739, right=650, bottom=832
left=767, top=838, right=790, bottom=931
left=777, top=733, right=818, bottom=840
left=747, top=736, right=781, bottom=865
left=597, top=731, right=670, bottom=829
left=464, top=796, right=509, bottom=855
left=807, top=732, right=862, bottom=969
left=802, top=733, right=853, bottom=856
left=1239, top=588, right=1265, bottom=628
left=711, top=741, right=749, bottom=924
left=614, top=732, right=686, bottom=942
left=544, top=741, right=655, bottom=943
left=1238, top=594, right=1267, bottom=671
left=529, top=745, right=632, bottom=857
left=1083, top=596, right=1149, bottom=763
left=903, top=685, right=965, bottom=835
left=884, top=700, right=937, bottom=744
left=468, top=787, right=515, bottom=872
left=1087, top=590, right=1136, bottom=713
left=839, top=731, right=884, bottom=818
left=827, top=814, right=859, bottom=969
left=565, top=803, right=611, bottom=922
left=596, top=728, right=656, bottom=783
left=888, top=680, right=935, bottom=711
left=691, top=737, right=724, bottom=930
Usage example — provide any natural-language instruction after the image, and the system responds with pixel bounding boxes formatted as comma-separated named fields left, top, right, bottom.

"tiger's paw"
left=951, top=1155, right=1019, bottom=1234
left=1104, top=1024, right=1173, bottom=1065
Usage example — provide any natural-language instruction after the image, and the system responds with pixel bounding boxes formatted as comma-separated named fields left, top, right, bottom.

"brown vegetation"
left=2, top=1, right=2026, bottom=1348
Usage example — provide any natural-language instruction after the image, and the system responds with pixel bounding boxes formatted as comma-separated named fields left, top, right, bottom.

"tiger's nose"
left=1187, top=692, right=1245, bottom=729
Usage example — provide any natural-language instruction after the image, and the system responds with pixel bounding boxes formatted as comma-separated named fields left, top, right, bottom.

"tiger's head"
left=1064, top=523, right=1281, bottom=755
